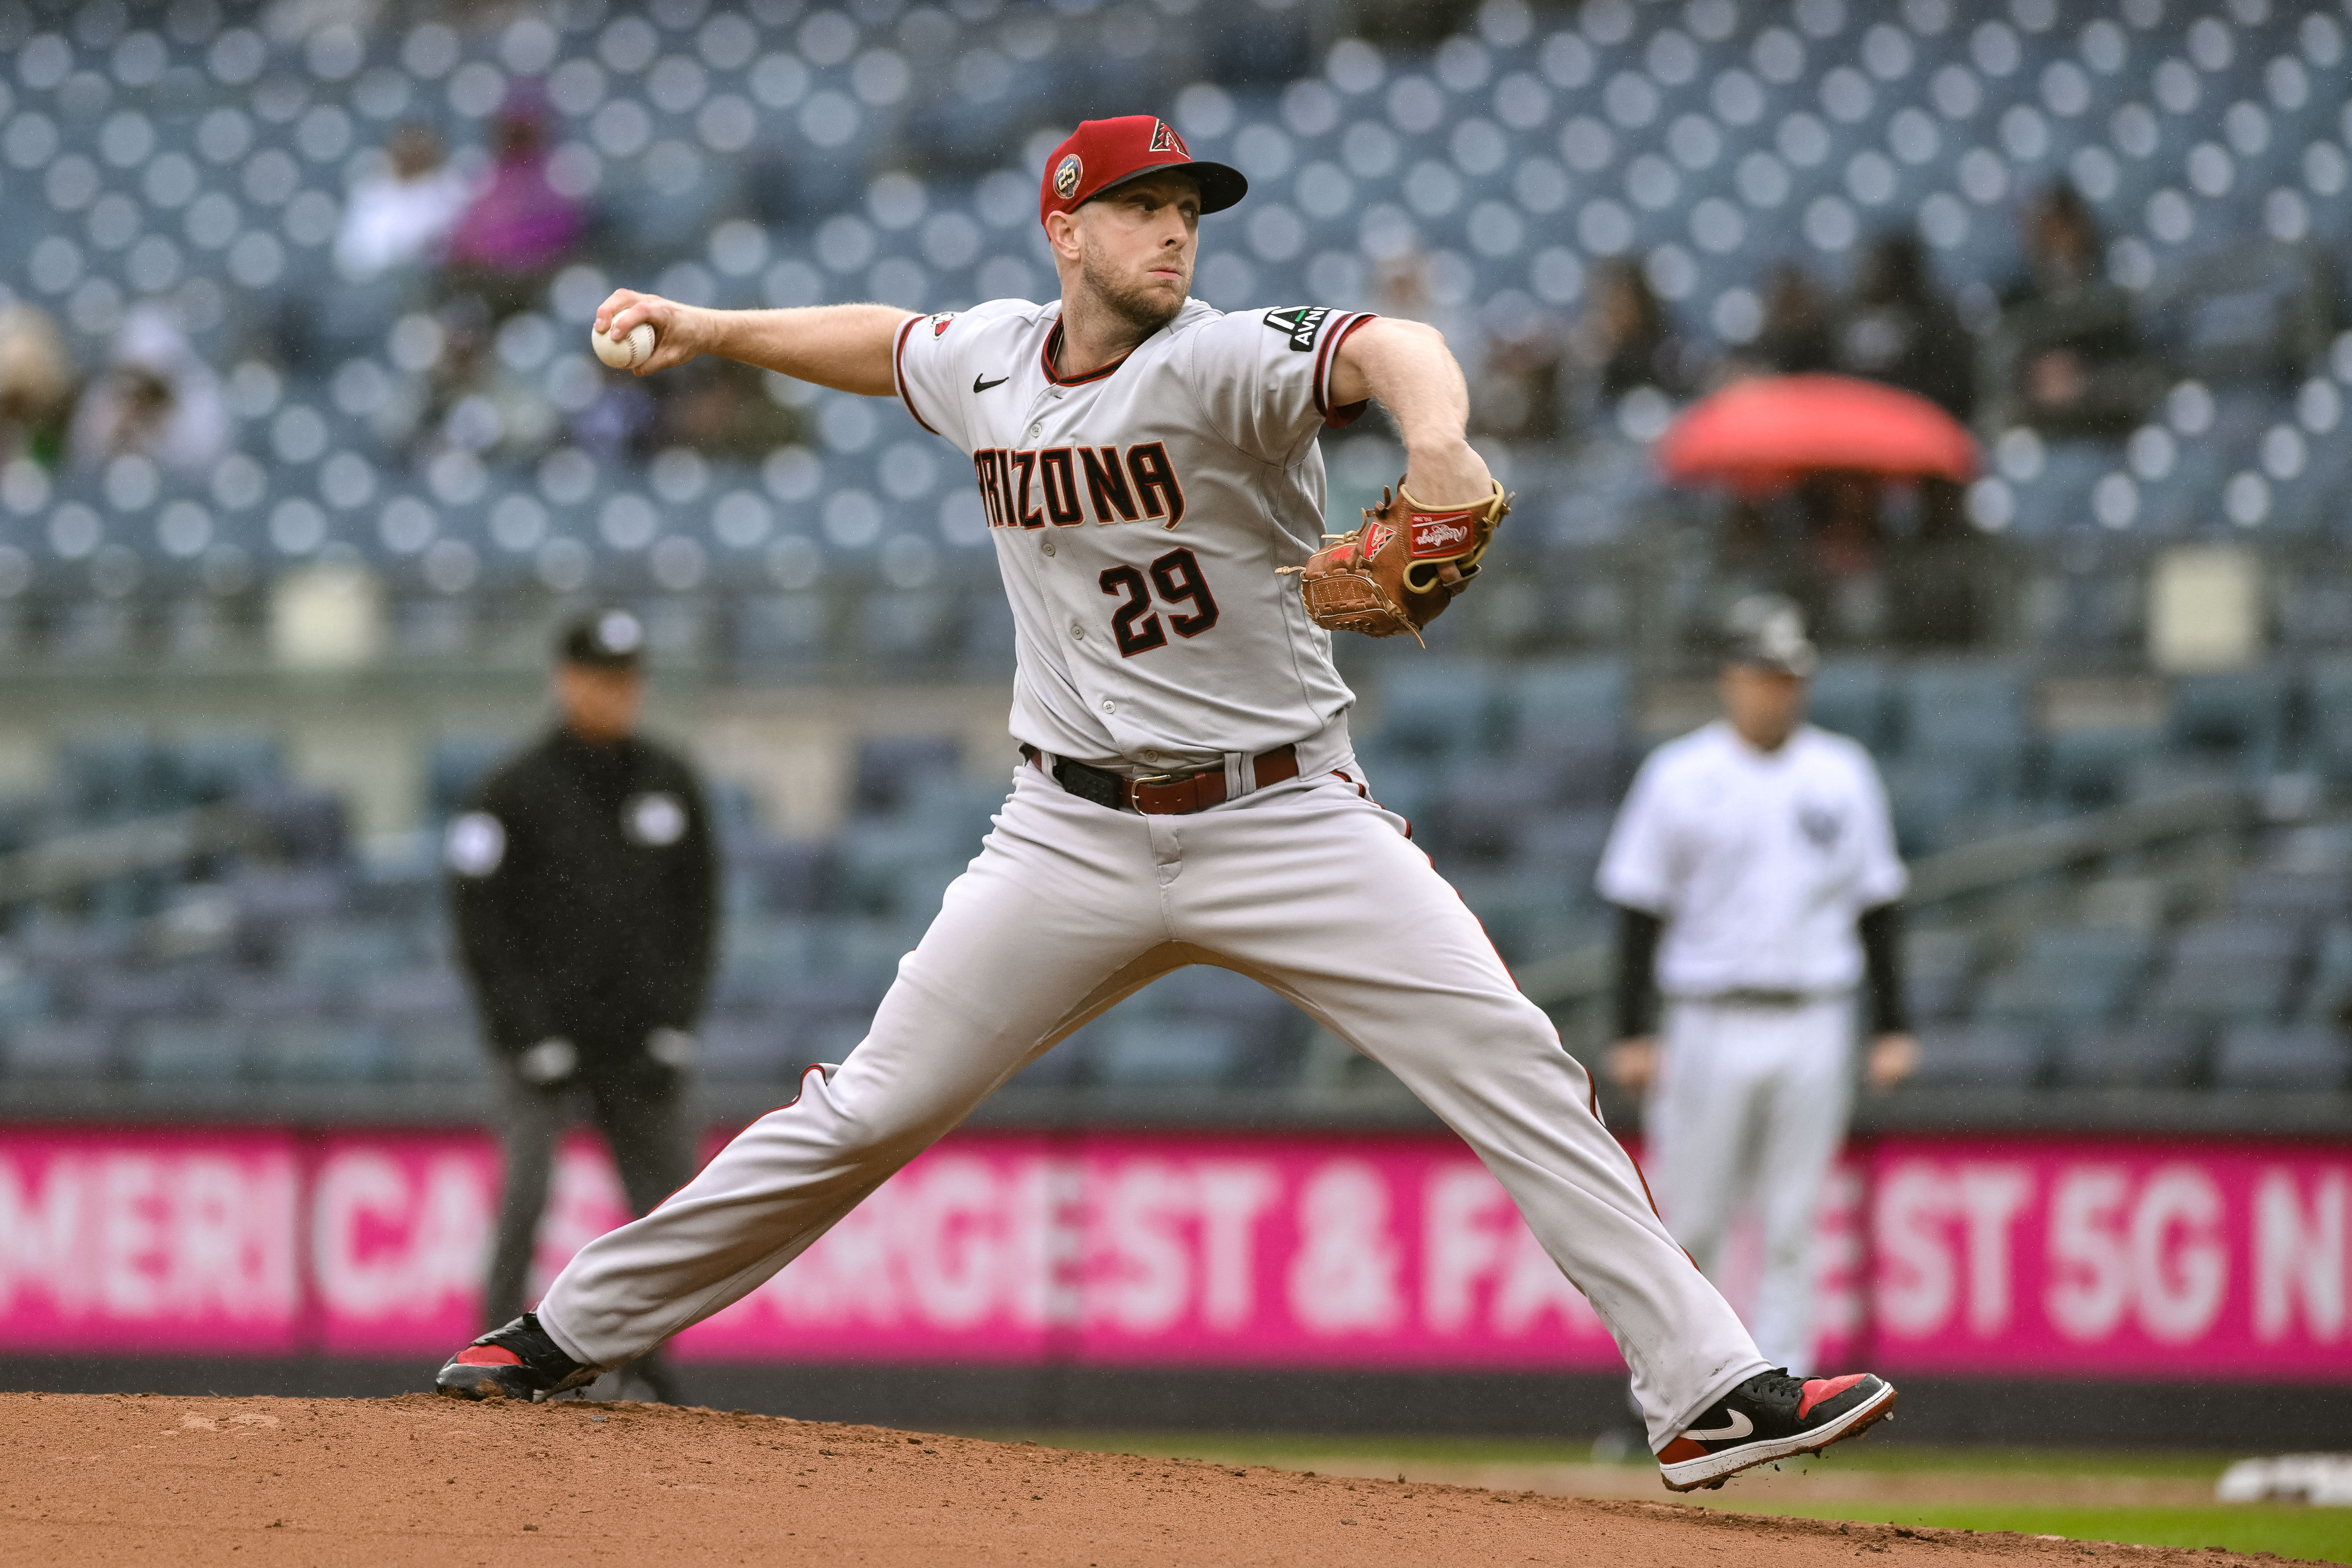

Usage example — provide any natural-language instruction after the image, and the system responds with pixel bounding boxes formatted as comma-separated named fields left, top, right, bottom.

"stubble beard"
left=1078, top=239, right=1188, bottom=338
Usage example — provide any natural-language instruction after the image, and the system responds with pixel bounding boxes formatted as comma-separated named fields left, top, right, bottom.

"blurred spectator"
left=408, top=298, right=562, bottom=465
left=570, top=367, right=661, bottom=463
left=335, top=124, right=473, bottom=282
left=443, top=105, right=588, bottom=315
left=1712, top=263, right=1836, bottom=388
left=1833, top=234, right=1975, bottom=421
left=658, top=359, right=802, bottom=460
left=67, top=307, right=229, bottom=475
left=1752, top=263, right=1836, bottom=376
left=0, top=304, right=76, bottom=470
left=1817, top=237, right=1988, bottom=645
left=1567, top=258, right=1694, bottom=430
left=1983, top=183, right=2163, bottom=436
left=1471, top=317, right=1568, bottom=445
left=1372, top=253, right=1474, bottom=365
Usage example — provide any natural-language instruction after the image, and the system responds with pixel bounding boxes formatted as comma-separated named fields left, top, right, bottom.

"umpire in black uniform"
left=448, top=608, right=718, bottom=1400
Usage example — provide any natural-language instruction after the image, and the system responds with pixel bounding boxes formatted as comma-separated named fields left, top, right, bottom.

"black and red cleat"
left=434, top=1313, right=602, bottom=1402
left=1656, top=1368, right=1897, bottom=1492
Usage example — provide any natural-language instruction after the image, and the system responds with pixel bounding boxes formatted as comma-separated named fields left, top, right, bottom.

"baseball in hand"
left=591, top=320, right=658, bottom=371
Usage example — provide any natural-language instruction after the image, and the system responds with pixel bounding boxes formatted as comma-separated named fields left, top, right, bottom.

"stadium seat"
left=2142, top=239, right=2337, bottom=387
left=1975, top=927, right=2154, bottom=1025
left=1894, top=661, right=2030, bottom=804
left=2038, top=728, right=2163, bottom=813
left=252, top=1022, right=389, bottom=1083
left=1806, top=659, right=1890, bottom=750
left=426, top=738, right=512, bottom=822
left=2051, top=1025, right=2206, bottom=1091
left=696, top=1015, right=801, bottom=1084
left=2167, top=667, right=2291, bottom=777
left=1906, top=1025, right=2047, bottom=1091
left=2, top=1020, right=119, bottom=1079
left=283, top=922, right=411, bottom=989
left=388, top=1018, right=490, bottom=1083
left=1504, top=658, right=1629, bottom=746
left=1901, top=929, right=1978, bottom=1023
left=126, top=1020, right=247, bottom=1082
left=1091, top=1018, right=1243, bottom=1087
left=1367, top=659, right=1498, bottom=761
left=2212, top=1024, right=2351, bottom=1091
left=2304, top=658, right=2352, bottom=781
left=848, top=735, right=964, bottom=817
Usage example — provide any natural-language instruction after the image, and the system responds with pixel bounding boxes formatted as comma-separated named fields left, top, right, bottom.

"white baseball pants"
left=1644, top=996, right=1855, bottom=1374
left=536, top=756, right=1770, bottom=1446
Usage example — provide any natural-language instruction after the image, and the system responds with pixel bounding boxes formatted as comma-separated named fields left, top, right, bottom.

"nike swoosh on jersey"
left=973, top=374, right=1008, bottom=392
left=1683, top=1409, right=1754, bottom=1442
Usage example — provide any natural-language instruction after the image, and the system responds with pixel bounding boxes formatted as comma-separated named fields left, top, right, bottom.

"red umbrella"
left=1656, top=374, right=1980, bottom=493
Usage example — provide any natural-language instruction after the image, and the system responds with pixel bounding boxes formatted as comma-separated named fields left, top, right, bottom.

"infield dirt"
left=0, top=1392, right=2316, bottom=1566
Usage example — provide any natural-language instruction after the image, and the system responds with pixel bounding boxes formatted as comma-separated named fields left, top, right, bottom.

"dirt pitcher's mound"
left=0, top=1393, right=2298, bottom=1566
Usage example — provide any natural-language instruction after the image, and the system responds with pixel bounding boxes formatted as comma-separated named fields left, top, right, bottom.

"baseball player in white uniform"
left=434, top=116, right=1896, bottom=1491
left=1598, top=596, right=1917, bottom=1376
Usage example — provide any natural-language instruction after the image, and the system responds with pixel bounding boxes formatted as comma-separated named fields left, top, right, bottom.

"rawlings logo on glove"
left=1280, top=479, right=1509, bottom=644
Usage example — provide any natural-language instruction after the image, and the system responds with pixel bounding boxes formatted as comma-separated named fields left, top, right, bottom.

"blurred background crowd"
left=0, top=0, right=2348, bottom=1120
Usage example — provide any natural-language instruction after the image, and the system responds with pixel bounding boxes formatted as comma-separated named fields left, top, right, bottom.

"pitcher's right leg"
left=451, top=768, right=1174, bottom=1385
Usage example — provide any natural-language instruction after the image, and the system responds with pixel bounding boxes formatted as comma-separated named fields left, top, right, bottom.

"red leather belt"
left=1022, top=743, right=1299, bottom=815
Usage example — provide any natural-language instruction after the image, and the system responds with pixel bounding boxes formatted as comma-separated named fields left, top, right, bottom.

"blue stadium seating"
left=0, top=0, right=2339, bottom=670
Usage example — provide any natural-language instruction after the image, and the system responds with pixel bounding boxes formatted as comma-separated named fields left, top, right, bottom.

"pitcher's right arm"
left=594, top=290, right=915, bottom=396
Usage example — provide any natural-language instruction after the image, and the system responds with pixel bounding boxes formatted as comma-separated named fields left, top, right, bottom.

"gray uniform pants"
left=486, top=1063, right=696, bottom=1329
left=535, top=763, right=1770, bottom=1448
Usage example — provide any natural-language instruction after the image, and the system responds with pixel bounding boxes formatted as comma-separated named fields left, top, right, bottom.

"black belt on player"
left=1022, top=743, right=1299, bottom=816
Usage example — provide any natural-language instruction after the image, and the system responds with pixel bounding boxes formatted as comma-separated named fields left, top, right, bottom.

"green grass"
left=956, top=1430, right=2236, bottom=1479
left=1698, top=1501, right=2352, bottom=1564
left=952, top=1432, right=2352, bottom=1563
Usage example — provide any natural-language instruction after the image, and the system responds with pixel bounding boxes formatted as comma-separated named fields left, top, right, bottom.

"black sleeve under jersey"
left=1859, top=901, right=1910, bottom=1036
left=1612, top=904, right=1664, bottom=1041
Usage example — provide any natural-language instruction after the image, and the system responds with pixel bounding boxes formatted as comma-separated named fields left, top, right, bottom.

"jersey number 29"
left=1099, top=547, right=1220, bottom=658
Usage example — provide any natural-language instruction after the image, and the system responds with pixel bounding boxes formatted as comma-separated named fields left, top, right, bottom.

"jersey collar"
left=1040, top=318, right=1132, bottom=387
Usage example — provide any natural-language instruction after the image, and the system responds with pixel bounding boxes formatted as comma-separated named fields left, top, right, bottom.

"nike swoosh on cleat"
left=1681, top=1410, right=1753, bottom=1442
left=974, top=375, right=1008, bottom=392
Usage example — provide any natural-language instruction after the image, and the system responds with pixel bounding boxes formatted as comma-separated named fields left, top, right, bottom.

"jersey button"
left=1027, top=422, right=1042, bottom=438
left=1101, top=700, right=1116, bottom=714
left=1041, top=540, right=1055, bottom=557
left=1070, top=622, right=1085, bottom=640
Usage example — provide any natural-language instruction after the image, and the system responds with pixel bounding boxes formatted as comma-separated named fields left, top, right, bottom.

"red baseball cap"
left=1037, top=115, right=1248, bottom=226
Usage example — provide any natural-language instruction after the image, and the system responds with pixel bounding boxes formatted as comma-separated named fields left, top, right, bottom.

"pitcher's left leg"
left=1166, top=773, right=1768, bottom=1449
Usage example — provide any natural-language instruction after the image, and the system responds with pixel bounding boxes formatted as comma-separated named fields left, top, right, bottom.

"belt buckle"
left=1127, top=770, right=1195, bottom=815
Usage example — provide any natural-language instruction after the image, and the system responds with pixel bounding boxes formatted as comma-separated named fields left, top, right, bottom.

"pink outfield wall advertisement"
left=0, top=1125, right=2346, bottom=1379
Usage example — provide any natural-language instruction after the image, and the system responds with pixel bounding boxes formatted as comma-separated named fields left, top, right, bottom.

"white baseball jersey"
left=892, top=297, right=1375, bottom=769
left=1596, top=720, right=1905, bottom=996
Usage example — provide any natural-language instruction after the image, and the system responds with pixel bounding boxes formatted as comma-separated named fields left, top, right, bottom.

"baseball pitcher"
left=433, top=116, right=1896, bottom=1493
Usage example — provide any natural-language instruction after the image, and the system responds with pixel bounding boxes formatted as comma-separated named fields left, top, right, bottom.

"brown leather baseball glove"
left=1282, top=479, right=1510, bottom=643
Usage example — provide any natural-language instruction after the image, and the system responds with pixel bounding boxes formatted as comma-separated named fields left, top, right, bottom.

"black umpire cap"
left=557, top=608, right=647, bottom=669
left=1722, top=593, right=1819, bottom=678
